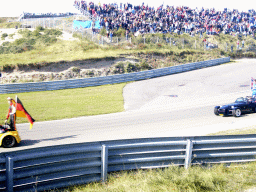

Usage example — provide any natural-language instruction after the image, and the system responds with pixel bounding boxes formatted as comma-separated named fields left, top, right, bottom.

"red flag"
left=15, top=96, right=35, bottom=129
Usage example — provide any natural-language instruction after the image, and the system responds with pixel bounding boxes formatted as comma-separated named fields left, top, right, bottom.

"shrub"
left=140, top=60, right=152, bottom=70
left=243, top=52, right=256, bottom=58
left=71, top=67, right=81, bottom=73
left=126, top=62, right=138, bottom=73
left=35, top=26, right=44, bottom=31
left=1, top=33, right=8, bottom=40
left=44, top=28, right=62, bottom=36
left=32, top=30, right=41, bottom=37
left=8, top=33, right=15, bottom=39
left=86, top=70, right=95, bottom=77
left=157, top=43, right=162, bottom=48
left=113, top=62, right=125, bottom=74
left=99, top=27, right=107, bottom=36
left=114, top=27, right=126, bottom=37
left=137, top=43, right=147, bottom=49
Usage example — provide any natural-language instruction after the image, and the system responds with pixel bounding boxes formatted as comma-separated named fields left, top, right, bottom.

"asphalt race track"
left=2, top=59, right=256, bottom=152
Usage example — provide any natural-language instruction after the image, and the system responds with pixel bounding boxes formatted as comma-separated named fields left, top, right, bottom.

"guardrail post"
left=6, top=155, right=14, bottom=192
left=185, top=139, right=193, bottom=169
left=101, top=145, right=108, bottom=182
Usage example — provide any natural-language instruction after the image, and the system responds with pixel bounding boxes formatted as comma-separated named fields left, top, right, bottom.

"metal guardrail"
left=0, top=57, right=230, bottom=94
left=1, top=134, right=256, bottom=191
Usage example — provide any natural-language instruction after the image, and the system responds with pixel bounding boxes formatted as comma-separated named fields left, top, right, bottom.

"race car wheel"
left=2, top=135, right=16, bottom=148
left=214, top=106, right=220, bottom=116
left=233, top=108, right=242, bottom=117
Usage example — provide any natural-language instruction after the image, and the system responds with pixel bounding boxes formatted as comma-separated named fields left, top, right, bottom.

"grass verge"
left=208, top=125, right=256, bottom=135
left=0, top=83, right=127, bottom=124
left=57, top=162, right=256, bottom=192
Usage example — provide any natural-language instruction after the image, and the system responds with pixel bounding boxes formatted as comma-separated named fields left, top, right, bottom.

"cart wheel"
left=2, top=136, right=16, bottom=148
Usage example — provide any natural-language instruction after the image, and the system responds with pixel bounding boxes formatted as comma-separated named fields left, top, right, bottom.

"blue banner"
left=73, top=20, right=101, bottom=29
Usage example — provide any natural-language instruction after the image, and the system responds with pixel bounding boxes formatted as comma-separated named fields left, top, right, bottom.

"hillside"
left=0, top=23, right=256, bottom=84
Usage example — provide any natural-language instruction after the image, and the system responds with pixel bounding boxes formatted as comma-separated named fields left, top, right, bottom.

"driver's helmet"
left=0, top=124, right=8, bottom=133
left=0, top=124, right=10, bottom=132
left=2, top=124, right=10, bottom=129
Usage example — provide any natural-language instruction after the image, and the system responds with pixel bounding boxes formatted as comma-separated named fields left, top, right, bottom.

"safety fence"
left=1, top=134, right=256, bottom=191
left=0, top=57, right=230, bottom=94
left=19, top=17, right=74, bottom=34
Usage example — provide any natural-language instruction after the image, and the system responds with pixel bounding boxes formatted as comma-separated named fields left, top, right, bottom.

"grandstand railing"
left=1, top=134, right=256, bottom=191
left=0, top=57, right=230, bottom=94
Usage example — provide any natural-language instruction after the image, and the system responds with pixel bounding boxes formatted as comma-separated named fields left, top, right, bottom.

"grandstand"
left=73, top=1, right=256, bottom=37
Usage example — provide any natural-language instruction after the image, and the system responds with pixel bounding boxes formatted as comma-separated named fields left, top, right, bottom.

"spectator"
left=74, top=1, right=256, bottom=37
left=126, top=29, right=129, bottom=40
left=109, top=30, right=113, bottom=42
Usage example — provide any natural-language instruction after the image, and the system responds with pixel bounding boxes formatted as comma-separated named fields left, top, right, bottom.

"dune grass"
left=0, top=40, right=129, bottom=66
left=0, top=83, right=127, bottom=124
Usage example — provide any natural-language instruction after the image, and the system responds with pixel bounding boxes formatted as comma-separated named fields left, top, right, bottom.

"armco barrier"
left=0, top=57, right=230, bottom=94
left=1, top=134, right=256, bottom=191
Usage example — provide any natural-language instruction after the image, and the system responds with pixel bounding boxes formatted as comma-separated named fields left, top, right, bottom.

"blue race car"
left=214, top=96, right=256, bottom=117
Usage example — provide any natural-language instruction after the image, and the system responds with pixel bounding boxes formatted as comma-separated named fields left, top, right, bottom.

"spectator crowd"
left=74, top=1, right=256, bottom=37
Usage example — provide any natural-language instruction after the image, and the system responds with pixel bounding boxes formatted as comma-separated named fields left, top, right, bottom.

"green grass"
left=0, top=17, right=20, bottom=28
left=0, top=39, right=153, bottom=66
left=0, top=83, right=126, bottom=124
left=57, top=162, right=256, bottom=192
left=208, top=125, right=256, bottom=135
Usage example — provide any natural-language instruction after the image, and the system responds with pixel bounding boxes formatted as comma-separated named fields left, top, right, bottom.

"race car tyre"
left=233, top=108, right=242, bottom=117
left=2, top=135, right=16, bottom=148
left=214, top=106, right=220, bottom=116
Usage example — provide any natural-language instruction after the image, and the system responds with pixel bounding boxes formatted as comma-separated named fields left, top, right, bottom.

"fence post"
left=101, top=145, right=108, bottom=182
left=170, top=37, right=172, bottom=46
left=144, top=37, right=145, bottom=44
left=185, top=139, right=193, bottom=169
left=6, top=156, right=14, bottom=192
left=117, top=37, right=118, bottom=45
left=130, top=37, right=132, bottom=44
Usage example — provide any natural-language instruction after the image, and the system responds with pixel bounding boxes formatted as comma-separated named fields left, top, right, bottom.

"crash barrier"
left=0, top=134, right=256, bottom=191
left=0, top=57, right=230, bottom=94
